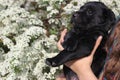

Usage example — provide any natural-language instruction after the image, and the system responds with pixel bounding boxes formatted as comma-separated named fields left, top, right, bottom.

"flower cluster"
left=0, top=0, right=59, bottom=80
left=0, top=0, right=120, bottom=80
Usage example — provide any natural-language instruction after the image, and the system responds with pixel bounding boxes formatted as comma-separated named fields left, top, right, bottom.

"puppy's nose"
left=73, top=13, right=79, bottom=17
left=45, top=59, right=51, bottom=66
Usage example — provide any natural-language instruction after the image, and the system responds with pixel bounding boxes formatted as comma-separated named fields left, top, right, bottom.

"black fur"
left=46, top=2, right=116, bottom=80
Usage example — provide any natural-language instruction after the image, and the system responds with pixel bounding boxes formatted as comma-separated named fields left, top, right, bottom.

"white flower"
left=48, top=19, right=55, bottom=24
left=51, top=9, right=59, bottom=14
left=47, top=6, right=53, bottom=11
left=63, top=3, right=79, bottom=14
left=0, top=36, right=14, bottom=49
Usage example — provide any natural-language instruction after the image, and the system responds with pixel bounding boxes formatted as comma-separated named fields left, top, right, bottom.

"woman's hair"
left=104, top=21, right=120, bottom=80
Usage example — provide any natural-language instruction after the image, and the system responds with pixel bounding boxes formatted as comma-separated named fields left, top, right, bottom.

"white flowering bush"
left=0, top=0, right=60, bottom=80
left=0, top=0, right=120, bottom=80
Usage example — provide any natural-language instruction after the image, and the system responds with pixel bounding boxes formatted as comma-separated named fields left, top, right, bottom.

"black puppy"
left=46, top=2, right=116, bottom=80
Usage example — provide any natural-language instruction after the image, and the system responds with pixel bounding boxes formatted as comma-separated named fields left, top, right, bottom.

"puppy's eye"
left=87, top=9, right=93, bottom=15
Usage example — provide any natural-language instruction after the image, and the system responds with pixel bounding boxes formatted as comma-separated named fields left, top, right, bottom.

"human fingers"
left=60, top=29, right=67, bottom=42
left=57, top=29, right=67, bottom=51
left=90, top=36, right=103, bottom=57
left=57, top=41, right=64, bottom=51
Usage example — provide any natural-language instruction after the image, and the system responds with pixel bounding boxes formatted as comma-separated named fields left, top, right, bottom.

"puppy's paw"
left=45, top=58, right=58, bottom=67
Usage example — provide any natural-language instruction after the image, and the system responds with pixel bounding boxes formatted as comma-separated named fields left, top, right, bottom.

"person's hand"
left=57, top=29, right=67, bottom=51
left=65, top=36, right=103, bottom=75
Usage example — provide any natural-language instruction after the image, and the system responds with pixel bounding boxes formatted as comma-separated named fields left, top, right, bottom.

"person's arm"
left=77, top=66, right=98, bottom=80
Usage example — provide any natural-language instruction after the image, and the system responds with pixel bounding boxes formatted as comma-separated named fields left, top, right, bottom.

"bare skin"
left=56, top=29, right=103, bottom=80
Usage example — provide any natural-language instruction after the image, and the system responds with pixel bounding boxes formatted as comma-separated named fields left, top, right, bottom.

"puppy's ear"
left=103, top=9, right=116, bottom=24
left=103, top=8, right=116, bottom=31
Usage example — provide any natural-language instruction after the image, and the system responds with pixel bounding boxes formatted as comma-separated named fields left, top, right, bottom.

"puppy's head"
left=71, top=2, right=116, bottom=31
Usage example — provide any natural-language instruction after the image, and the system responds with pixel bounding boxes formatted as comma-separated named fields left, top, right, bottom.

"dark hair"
left=104, top=21, right=120, bottom=80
